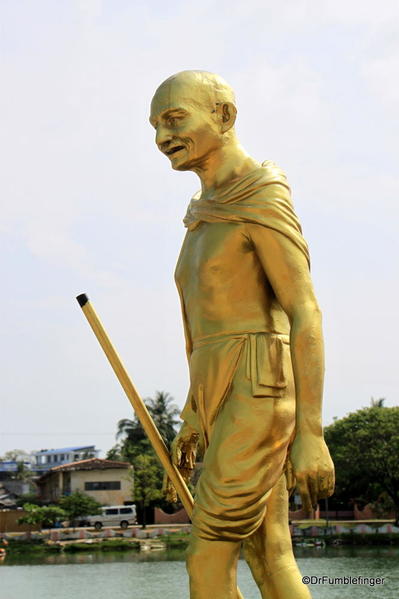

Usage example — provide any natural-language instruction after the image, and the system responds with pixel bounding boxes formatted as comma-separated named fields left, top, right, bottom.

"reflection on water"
left=294, top=544, right=399, bottom=560
left=2, top=547, right=187, bottom=567
left=3, top=544, right=399, bottom=567
left=1, top=546, right=399, bottom=599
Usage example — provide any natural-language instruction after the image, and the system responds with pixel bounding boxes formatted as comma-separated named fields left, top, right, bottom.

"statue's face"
left=150, top=80, right=223, bottom=171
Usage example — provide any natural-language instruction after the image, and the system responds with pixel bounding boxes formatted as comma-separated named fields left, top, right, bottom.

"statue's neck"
left=193, top=143, right=260, bottom=197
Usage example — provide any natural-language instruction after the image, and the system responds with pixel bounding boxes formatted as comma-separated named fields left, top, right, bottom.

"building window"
left=84, top=481, right=121, bottom=491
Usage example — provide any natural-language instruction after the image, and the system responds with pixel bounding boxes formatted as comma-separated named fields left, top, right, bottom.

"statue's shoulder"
left=260, top=160, right=289, bottom=186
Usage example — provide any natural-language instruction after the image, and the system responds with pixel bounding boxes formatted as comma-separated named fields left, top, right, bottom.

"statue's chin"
left=172, top=162, right=190, bottom=171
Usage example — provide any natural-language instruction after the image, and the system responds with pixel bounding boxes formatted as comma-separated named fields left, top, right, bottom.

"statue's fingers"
left=162, top=473, right=178, bottom=503
left=295, top=476, right=313, bottom=513
left=307, top=477, right=319, bottom=509
left=188, top=448, right=198, bottom=469
left=318, top=472, right=335, bottom=498
left=328, top=474, right=335, bottom=497
left=171, top=444, right=182, bottom=466
left=180, top=445, right=191, bottom=468
left=285, top=459, right=296, bottom=494
left=167, top=480, right=178, bottom=503
left=161, top=472, right=169, bottom=494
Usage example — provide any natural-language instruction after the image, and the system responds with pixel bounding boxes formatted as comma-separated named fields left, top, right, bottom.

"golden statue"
left=150, top=70, right=335, bottom=599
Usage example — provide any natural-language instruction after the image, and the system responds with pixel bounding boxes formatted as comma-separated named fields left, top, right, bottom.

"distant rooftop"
left=35, top=445, right=96, bottom=456
left=39, top=458, right=131, bottom=477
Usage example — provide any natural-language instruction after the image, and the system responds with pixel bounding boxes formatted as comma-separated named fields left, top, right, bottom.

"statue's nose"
left=156, top=124, right=172, bottom=148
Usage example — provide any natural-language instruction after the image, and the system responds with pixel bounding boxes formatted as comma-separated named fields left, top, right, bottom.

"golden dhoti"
left=183, top=330, right=296, bottom=542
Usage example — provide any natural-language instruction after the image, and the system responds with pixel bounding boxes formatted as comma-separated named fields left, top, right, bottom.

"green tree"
left=15, top=493, right=43, bottom=508
left=0, top=449, right=31, bottom=462
left=105, top=443, right=124, bottom=460
left=145, top=391, right=180, bottom=447
left=132, top=454, right=163, bottom=528
left=116, top=416, right=150, bottom=462
left=108, top=391, right=181, bottom=520
left=13, top=461, right=34, bottom=482
left=114, top=390, right=180, bottom=463
left=18, top=504, right=66, bottom=530
left=117, top=391, right=179, bottom=450
left=324, top=406, right=399, bottom=517
left=59, top=490, right=102, bottom=525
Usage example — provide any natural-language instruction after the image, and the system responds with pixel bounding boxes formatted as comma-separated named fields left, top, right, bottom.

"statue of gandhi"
left=150, top=70, right=334, bottom=599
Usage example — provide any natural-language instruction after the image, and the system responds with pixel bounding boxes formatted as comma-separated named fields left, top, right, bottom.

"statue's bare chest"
left=175, top=222, right=253, bottom=291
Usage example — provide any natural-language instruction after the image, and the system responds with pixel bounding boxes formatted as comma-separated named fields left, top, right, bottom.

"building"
left=33, top=445, right=100, bottom=474
left=0, top=461, right=32, bottom=480
left=37, top=458, right=133, bottom=506
left=0, top=461, right=35, bottom=498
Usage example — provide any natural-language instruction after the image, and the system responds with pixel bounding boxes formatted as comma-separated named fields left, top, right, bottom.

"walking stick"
left=76, top=293, right=245, bottom=599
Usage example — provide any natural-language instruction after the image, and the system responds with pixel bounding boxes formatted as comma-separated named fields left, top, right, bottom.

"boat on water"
left=294, top=539, right=326, bottom=548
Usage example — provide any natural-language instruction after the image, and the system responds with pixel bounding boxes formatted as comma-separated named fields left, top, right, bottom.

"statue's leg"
left=186, top=335, right=300, bottom=598
left=243, top=474, right=311, bottom=599
left=186, top=534, right=241, bottom=599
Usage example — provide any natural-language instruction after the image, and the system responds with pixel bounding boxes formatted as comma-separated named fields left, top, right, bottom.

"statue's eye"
left=167, top=117, right=178, bottom=127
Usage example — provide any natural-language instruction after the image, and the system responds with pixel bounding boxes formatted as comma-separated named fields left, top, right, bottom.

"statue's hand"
left=288, top=432, right=335, bottom=512
left=163, top=423, right=200, bottom=503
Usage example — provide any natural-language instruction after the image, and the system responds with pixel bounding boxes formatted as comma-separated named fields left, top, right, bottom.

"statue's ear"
left=217, top=102, right=237, bottom=133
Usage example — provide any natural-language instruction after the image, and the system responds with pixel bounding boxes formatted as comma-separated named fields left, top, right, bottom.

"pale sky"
left=1, top=0, right=398, bottom=457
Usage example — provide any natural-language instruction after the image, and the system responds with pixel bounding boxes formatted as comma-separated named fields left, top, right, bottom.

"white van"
left=83, top=505, right=137, bottom=530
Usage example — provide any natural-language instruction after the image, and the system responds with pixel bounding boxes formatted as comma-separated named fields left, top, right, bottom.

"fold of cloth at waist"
left=185, top=329, right=291, bottom=446
left=192, top=329, right=290, bottom=349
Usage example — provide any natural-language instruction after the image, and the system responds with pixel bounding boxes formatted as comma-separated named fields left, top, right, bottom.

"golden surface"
left=151, top=70, right=334, bottom=598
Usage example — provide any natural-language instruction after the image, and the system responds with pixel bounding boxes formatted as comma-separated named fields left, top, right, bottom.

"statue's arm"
left=162, top=279, right=200, bottom=502
left=176, top=280, right=193, bottom=363
left=246, top=223, right=334, bottom=511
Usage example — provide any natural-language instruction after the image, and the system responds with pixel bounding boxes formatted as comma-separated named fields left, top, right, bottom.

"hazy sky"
left=1, top=0, right=398, bottom=457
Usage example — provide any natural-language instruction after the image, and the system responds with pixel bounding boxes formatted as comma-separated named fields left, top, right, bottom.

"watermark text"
left=302, top=575, right=385, bottom=587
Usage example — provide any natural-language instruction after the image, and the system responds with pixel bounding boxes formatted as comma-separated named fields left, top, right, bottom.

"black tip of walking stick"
left=76, top=293, right=89, bottom=307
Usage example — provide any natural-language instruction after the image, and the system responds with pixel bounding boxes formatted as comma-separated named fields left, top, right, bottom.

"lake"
left=1, top=546, right=398, bottom=599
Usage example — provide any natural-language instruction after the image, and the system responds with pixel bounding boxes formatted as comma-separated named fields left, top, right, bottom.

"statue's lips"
left=165, top=145, right=185, bottom=157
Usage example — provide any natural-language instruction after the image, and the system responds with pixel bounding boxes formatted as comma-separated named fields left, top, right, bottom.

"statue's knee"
left=265, top=537, right=294, bottom=570
left=186, top=537, right=240, bottom=578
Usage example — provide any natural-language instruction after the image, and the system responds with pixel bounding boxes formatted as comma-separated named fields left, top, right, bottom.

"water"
left=1, top=547, right=398, bottom=599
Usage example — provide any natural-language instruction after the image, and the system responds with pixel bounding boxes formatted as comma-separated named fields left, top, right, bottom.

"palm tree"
left=145, top=391, right=180, bottom=448
left=116, top=391, right=180, bottom=455
left=117, top=417, right=147, bottom=445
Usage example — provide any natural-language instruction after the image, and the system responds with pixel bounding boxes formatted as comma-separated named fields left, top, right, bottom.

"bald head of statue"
left=150, top=70, right=238, bottom=171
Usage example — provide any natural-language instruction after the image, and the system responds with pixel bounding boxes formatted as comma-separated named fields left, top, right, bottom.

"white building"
left=37, top=458, right=133, bottom=505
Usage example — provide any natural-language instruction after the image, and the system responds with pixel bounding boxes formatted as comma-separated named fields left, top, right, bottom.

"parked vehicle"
left=81, top=505, right=137, bottom=530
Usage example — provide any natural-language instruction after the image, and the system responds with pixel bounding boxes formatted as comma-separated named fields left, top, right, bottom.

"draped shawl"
left=183, top=160, right=310, bottom=266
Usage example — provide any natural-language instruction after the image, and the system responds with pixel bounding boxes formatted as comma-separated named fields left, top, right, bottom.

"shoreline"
left=2, top=529, right=399, bottom=559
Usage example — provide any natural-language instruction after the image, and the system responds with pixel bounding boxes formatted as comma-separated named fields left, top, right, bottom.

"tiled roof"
left=43, top=458, right=131, bottom=475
